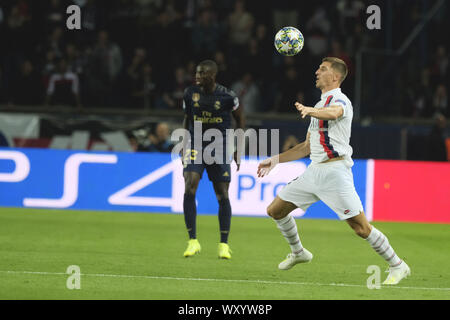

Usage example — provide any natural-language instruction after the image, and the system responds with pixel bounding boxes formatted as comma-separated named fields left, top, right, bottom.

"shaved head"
left=198, top=60, right=218, bottom=75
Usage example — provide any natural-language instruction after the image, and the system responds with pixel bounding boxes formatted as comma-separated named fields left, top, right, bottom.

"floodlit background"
left=0, top=0, right=448, bottom=159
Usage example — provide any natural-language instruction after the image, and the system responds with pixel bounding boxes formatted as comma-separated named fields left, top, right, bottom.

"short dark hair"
left=322, top=57, right=348, bottom=83
left=198, top=60, right=218, bottom=75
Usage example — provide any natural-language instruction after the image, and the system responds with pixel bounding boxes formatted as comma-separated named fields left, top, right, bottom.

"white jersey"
left=308, top=88, right=354, bottom=166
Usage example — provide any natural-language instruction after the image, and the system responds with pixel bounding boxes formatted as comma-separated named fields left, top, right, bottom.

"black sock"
left=218, top=198, right=232, bottom=243
left=183, top=193, right=197, bottom=239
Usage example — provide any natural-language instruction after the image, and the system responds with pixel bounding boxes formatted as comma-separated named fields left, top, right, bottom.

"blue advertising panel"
left=0, top=148, right=368, bottom=219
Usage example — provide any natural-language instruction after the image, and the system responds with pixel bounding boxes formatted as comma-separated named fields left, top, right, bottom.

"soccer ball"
left=274, top=26, right=304, bottom=56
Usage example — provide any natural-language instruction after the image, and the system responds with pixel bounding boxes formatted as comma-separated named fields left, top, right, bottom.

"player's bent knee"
left=266, top=205, right=274, bottom=218
left=267, top=205, right=286, bottom=220
left=267, top=197, right=295, bottom=220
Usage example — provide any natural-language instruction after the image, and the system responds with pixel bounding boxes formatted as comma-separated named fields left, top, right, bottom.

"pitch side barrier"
left=0, top=148, right=448, bottom=223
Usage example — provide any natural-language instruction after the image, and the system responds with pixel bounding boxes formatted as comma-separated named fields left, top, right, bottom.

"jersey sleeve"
left=331, top=97, right=350, bottom=118
left=229, top=89, right=240, bottom=111
left=233, top=96, right=240, bottom=111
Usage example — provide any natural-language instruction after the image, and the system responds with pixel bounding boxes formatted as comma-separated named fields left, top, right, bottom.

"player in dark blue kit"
left=182, top=60, right=245, bottom=259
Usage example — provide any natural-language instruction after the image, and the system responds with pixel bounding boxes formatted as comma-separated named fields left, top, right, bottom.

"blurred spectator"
left=92, top=30, right=122, bottom=82
left=409, top=68, right=433, bottom=117
left=42, top=50, right=57, bottom=84
left=272, top=0, right=298, bottom=31
left=45, top=26, right=65, bottom=59
left=65, top=43, right=85, bottom=75
left=231, top=72, right=261, bottom=114
left=8, top=60, right=44, bottom=106
left=45, top=59, right=82, bottom=109
left=183, top=0, right=198, bottom=28
left=185, top=60, right=196, bottom=84
left=275, top=67, right=300, bottom=113
left=433, top=84, right=448, bottom=117
left=191, top=9, right=220, bottom=59
left=45, top=0, right=66, bottom=29
left=146, top=6, right=184, bottom=65
left=157, top=67, right=190, bottom=110
left=427, top=113, right=448, bottom=162
left=127, top=47, right=147, bottom=79
left=345, top=22, right=370, bottom=58
left=228, top=0, right=254, bottom=56
left=6, top=1, right=32, bottom=51
left=306, top=7, right=330, bottom=57
left=242, top=38, right=266, bottom=81
left=7, top=1, right=30, bottom=29
left=128, top=135, right=139, bottom=152
left=160, top=0, right=183, bottom=25
left=254, top=24, right=273, bottom=59
left=336, top=0, right=364, bottom=36
left=214, top=51, right=232, bottom=87
left=130, top=62, right=156, bottom=109
left=78, top=0, right=98, bottom=36
left=430, top=45, right=449, bottom=85
left=282, top=135, right=299, bottom=152
left=121, top=47, right=147, bottom=103
left=147, top=122, right=174, bottom=153
left=85, top=30, right=122, bottom=106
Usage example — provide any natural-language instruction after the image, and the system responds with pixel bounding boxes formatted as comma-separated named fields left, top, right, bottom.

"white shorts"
left=278, top=160, right=363, bottom=220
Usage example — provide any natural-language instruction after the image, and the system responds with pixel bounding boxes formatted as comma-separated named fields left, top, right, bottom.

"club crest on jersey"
left=192, top=93, right=200, bottom=107
left=214, top=100, right=221, bottom=110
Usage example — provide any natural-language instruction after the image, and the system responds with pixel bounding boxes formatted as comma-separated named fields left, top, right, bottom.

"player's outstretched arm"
left=295, top=102, right=343, bottom=120
left=257, top=132, right=310, bottom=178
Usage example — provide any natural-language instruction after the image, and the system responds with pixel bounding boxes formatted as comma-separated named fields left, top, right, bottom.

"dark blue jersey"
left=183, top=84, right=239, bottom=149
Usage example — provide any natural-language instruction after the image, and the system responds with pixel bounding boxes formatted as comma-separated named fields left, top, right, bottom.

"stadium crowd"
left=0, top=0, right=448, bottom=118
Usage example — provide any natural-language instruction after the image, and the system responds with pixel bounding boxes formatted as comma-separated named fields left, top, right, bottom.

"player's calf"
left=351, top=224, right=372, bottom=239
left=346, top=212, right=372, bottom=238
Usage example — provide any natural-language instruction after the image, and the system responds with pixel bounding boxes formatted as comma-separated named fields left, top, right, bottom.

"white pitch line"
left=1, top=270, right=450, bottom=292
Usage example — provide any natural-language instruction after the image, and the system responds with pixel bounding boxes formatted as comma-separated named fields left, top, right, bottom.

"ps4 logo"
left=0, top=150, right=179, bottom=209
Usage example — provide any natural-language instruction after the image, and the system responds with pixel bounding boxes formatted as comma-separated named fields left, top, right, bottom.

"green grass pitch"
left=0, top=207, right=449, bottom=300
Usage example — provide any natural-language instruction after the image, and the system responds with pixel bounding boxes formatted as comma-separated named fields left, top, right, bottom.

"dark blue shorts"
left=182, top=149, right=231, bottom=182
left=183, top=162, right=231, bottom=182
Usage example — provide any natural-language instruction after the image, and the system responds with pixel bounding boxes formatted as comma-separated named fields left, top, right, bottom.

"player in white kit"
left=257, top=57, right=410, bottom=285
